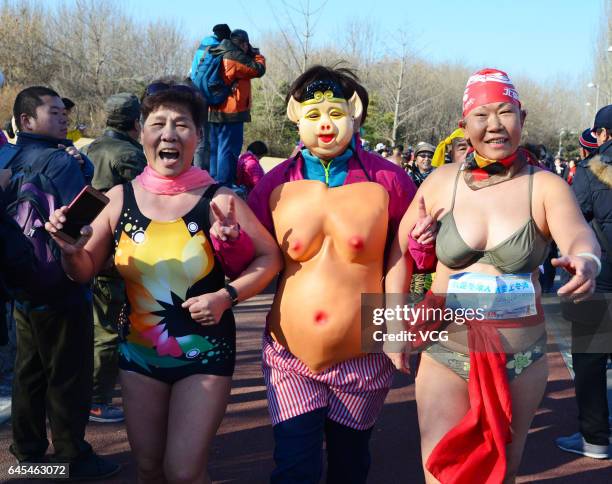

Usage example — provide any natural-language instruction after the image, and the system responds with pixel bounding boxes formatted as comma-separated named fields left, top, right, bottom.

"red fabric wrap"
left=410, top=291, right=544, bottom=484
left=462, top=68, right=521, bottom=118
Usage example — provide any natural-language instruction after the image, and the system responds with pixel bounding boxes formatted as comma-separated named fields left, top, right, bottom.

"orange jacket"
left=208, top=39, right=266, bottom=123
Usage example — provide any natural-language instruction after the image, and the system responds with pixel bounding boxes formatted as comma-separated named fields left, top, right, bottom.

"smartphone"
left=56, top=186, right=109, bottom=244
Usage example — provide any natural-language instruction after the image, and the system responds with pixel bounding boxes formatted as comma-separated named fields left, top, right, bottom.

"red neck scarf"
left=410, top=291, right=544, bottom=484
left=136, top=165, right=215, bottom=195
left=462, top=148, right=542, bottom=190
left=466, top=150, right=519, bottom=180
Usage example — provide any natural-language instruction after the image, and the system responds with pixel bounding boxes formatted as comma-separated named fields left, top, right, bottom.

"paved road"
left=0, top=293, right=610, bottom=483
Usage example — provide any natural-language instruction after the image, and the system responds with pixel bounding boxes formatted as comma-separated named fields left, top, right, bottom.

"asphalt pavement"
left=0, top=293, right=610, bottom=483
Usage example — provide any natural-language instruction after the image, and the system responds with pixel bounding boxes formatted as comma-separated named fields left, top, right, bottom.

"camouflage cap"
left=104, top=92, right=140, bottom=125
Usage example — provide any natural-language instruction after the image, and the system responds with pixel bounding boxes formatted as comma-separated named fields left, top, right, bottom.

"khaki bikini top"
left=435, top=165, right=550, bottom=274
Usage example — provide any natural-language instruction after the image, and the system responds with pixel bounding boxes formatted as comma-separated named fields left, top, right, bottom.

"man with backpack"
left=190, top=23, right=231, bottom=170
left=203, top=28, right=265, bottom=186
left=0, top=86, right=119, bottom=479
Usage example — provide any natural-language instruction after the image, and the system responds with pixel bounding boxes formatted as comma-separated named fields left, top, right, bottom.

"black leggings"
left=271, top=408, right=374, bottom=484
left=572, top=353, right=611, bottom=446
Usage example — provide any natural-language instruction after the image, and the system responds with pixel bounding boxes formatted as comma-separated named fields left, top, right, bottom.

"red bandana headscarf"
left=462, top=67, right=521, bottom=118
left=461, top=68, right=532, bottom=189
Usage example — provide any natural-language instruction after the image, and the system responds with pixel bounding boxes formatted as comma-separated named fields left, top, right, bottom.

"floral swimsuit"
left=424, top=332, right=547, bottom=381
left=114, top=183, right=235, bottom=384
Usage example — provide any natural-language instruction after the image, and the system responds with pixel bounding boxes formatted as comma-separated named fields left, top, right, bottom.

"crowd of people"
left=0, top=21, right=610, bottom=484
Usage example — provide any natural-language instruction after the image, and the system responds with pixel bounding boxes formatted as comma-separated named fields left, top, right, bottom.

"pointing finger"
left=417, top=196, right=427, bottom=219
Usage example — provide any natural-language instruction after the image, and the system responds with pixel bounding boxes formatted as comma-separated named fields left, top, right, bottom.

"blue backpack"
left=1, top=146, right=72, bottom=303
left=191, top=46, right=231, bottom=106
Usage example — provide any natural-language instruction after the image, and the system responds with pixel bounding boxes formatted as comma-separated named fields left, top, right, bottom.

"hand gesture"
left=210, top=197, right=240, bottom=242
left=45, top=206, right=92, bottom=254
left=410, top=196, right=437, bottom=245
left=182, top=289, right=232, bottom=325
left=552, top=254, right=597, bottom=302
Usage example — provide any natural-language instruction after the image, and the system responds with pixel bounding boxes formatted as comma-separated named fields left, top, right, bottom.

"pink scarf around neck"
left=136, top=165, right=215, bottom=195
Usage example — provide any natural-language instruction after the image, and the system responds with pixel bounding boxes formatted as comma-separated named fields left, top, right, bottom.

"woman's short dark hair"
left=141, top=79, right=206, bottom=128
left=247, top=141, right=268, bottom=157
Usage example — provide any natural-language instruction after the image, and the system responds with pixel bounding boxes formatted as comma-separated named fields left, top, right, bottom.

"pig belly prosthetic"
left=268, top=180, right=389, bottom=373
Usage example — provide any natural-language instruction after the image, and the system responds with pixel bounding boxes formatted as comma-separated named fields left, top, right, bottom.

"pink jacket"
left=248, top=141, right=436, bottom=271
left=237, top=152, right=265, bottom=190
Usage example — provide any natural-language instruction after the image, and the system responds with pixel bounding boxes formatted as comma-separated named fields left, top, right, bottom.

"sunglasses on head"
left=144, top=82, right=196, bottom=97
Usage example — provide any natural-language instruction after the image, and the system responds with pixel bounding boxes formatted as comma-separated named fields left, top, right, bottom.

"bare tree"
left=266, top=0, right=328, bottom=73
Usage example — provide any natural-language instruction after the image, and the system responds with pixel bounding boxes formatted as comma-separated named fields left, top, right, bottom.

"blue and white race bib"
left=446, top=272, right=537, bottom=320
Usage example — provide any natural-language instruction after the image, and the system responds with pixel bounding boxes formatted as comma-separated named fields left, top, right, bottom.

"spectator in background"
left=83, top=93, right=146, bottom=192
left=190, top=23, right=232, bottom=170
left=578, top=127, right=598, bottom=160
left=62, top=97, right=82, bottom=143
left=389, top=145, right=404, bottom=166
left=208, top=29, right=266, bottom=186
left=554, top=156, right=566, bottom=177
left=401, top=148, right=414, bottom=172
left=236, top=140, right=266, bottom=193
left=432, top=128, right=465, bottom=167
left=556, top=106, right=612, bottom=460
left=2, top=86, right=119, bottom=479
left=566, top=159, right=577, bottom=185
left=449, top=136, right=469, bottom=163
left=409, top=141, right=435, bottom=187
left=81, top=93, right=147, bottom=424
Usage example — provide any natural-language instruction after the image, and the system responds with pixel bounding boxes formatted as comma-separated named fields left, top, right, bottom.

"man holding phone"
left=81, top=93, right=146, bottom=424
left=0, top=86, right=119, bottom=479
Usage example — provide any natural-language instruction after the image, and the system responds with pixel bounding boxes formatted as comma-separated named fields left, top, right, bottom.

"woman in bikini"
left=386, top=68, right=601, bottom=483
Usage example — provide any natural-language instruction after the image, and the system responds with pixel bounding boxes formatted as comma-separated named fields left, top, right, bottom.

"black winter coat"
left=572, top=140, right=612, bottom=288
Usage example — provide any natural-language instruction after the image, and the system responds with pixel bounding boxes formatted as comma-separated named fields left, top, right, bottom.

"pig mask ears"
left=286, top=92, right=363, bottom=124
left=286, top=96, right=301, bottom=123
left=347, top=92, right=363, bottom=125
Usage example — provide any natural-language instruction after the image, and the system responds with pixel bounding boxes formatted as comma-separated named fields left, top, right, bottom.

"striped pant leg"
left=327, top=354, right=395, bottom=430
left=262, top=336, right=328, bottom=426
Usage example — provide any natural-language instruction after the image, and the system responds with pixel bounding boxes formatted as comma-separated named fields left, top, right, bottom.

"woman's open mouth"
left=159, top=149, right=180, bottom=161
left=319, top=134, right=334, bottom=144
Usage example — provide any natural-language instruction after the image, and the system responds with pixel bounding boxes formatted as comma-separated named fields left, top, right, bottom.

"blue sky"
left=70, top=0, right=604, bottom=82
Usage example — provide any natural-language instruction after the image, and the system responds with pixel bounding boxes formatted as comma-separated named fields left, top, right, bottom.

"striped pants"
left=262, top=334, right=394, bottom=430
